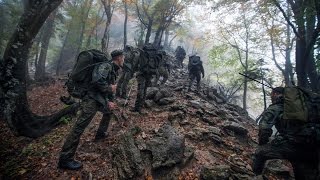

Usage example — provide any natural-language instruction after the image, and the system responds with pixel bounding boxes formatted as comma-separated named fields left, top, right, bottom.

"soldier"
left=58, top=50, right=124, bottom=170
left=175, top=46, right=186, bottom=68
left=116, top=45, right=139, bottom=99
left=152, top=50, right=170, bottom=86
left=188, top=55, right=204, bottom=92
left=252, top=87, right=319, bottom=179
left=131, top=44, right=160, bottom=113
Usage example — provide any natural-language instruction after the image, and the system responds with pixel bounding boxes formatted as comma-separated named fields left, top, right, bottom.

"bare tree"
left=0, top=0, right=78, bottom=138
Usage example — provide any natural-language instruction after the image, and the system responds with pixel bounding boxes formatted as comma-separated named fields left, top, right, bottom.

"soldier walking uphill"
left=116, top=45, right=139, bottom=99
left=58, top=50, right=124, bottom=170
left=252, top=87, right=320, bottom=180
left=131, top=44, right=161, bottom=113
left=175, top=46, right=186, bottom=68
left=153, top=50, right=171, bottom=86
left=188, top=55, right=204, bottom=92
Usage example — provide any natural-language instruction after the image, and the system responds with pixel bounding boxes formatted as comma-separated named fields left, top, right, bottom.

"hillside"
left=0, top=68, right=294, bottom=179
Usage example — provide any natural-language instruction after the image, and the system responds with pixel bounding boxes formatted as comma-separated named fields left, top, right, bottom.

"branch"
left=273, top=0, right=300, bottom=38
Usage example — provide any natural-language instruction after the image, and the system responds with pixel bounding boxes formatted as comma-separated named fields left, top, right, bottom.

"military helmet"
left=111, top=49, right=124, bottom=59
left=190, top=55, right=200, bottom=65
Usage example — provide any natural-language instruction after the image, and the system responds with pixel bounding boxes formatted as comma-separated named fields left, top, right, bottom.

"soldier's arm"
left=200, top=63, right=205, bottom=77
left=91, top=63, right=113, bottom=94
left=258, top=105, right=281, bottom=145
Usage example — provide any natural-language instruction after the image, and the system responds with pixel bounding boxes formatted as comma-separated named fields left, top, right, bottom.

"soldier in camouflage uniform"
left=132, top=44, right=160, bottom=113
left=152, top=50, right=170, bottom=86
left=188, top=55, right=204, bottom=92
left=175, top=46, right=186, bottom=68
left=116, top=45, right=139, bottom=99
left=252, top=87, right=319, bottom=180
left=58, top=50, right=124, bottom=170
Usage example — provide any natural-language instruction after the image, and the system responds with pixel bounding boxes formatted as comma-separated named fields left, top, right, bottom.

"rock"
left=154, top=88, right=172, bottom=102
left=189, top=100, right=202, bottom=109
left=223, top=121, right=248, bottom=136
left=146, top=87, right=159, bottom=100
left=146, top=124, right=185, bottom=170
left=157, top=97, right=175, bottom=105
left=208, top=127, right=221, bottom=136
left=264, top=160, right=293, bottom=179
left=173, top=86, right=184, bottom=91
left=144, top=100, right=155, bottom=108
left=111, top=133, right=144, bottom=180
left=169, top=105, right=187, bottom=113
left=200, top=165, right=231, bottom=180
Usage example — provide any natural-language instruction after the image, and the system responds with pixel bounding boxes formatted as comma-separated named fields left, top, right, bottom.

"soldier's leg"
left=196, top=73, right=201, bottom=91
left=133, top=75, right=146, bottom=112
left=120, top=71, right=133, bottom=98
left=161, top=68, right=169, bottom=85
left=116, top=72, right=125, bottom=97
left=188, top=74, right=195, bottom=91
left=95, top=112, right=112, bottom=140
left=252, top=139, right=297, bottom=175
left=59, top=98, right=98, bottom=167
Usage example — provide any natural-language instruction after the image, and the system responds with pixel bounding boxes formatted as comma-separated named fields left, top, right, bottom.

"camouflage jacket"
left=257, top=99, right=284, bottom=145
left=88, top=61, right=119, bottom=111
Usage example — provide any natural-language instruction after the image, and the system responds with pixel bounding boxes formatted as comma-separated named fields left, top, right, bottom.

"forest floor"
left=0, top=72, right=293, bottom=180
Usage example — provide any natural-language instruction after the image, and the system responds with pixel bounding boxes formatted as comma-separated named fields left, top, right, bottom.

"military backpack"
left=140, top=45, right=160, bottom=75
left=65, top=49, right=109, bottom=98
left=188, top=55, right=201, bottom=72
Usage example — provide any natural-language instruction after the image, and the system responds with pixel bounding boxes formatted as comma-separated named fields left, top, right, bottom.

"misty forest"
left=0, top=0, right=320, bottom=179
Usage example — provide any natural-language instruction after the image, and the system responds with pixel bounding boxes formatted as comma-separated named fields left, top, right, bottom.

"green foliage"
left=59, top=116, right=71, bottom=124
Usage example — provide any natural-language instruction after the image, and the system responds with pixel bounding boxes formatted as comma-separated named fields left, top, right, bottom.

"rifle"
left=239, top=73, right=273, bottom=89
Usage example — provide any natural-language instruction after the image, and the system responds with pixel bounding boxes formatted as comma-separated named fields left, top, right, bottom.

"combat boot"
left=58, top=159, right=82, bottom=170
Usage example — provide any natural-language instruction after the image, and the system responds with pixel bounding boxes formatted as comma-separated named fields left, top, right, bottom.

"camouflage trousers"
left=253, top=136, right=319, bottom=180
left=116, top=70, right=133, bottom=98
left=134, top=74, right=152, bottom=111
left=188, top=72, right=201, bottom=91
left=152, top=66, right=169, bottom=86
left=59, top=97, right=112, bottom=161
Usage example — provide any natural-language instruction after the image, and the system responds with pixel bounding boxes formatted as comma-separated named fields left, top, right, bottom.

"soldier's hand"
left=111, top=84, right=117, bottom=93
left=108, top=101, right=117, bottom=110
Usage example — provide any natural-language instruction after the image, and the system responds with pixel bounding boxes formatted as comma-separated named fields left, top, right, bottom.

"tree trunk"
left=35, top=9, right=57, bottom=81
left=123, top=0, right=128, bottom=48
left=101, top=0, right=113, bottom=53
left=145, top=19, right=153, bottom=44
left=295, top=28, right=308, bottom=87
left=0, top=0, right=78, bottom=138
left=164, top=29, right=169, bottom=49
left=76, top=0, right=94, bottom=56
left=56, top=28, right=71, bottom=76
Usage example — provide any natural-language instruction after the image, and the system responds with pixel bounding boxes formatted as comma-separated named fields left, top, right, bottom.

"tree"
left=34, top=9, right=58, bottom=81
left=0, top=0, right=78, bottom=138
left=274, top=0, right=320, bottom=91
left=101, top=0, right=115, bottom=53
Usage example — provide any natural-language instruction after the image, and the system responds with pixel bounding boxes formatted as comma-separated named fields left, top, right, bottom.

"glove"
left=202, top=74, right=204, bottom=78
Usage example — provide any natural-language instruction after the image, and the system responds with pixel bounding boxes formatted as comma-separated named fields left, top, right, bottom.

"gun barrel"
left=239, top=73, right=273, bottom=89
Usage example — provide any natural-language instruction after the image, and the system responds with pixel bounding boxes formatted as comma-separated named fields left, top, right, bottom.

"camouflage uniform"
left=59, top=59, right=119, bottom=163
left=188, top=55, right=204, bottom=91
left=253, top=96, right=319, bottom=180
left=116, top=45, right=139, bottom=98
left=175, top=46, right=186, bottom=68
left=153, top=51, right=170, bottom=86
left=133, top=45, right=159, bottom=112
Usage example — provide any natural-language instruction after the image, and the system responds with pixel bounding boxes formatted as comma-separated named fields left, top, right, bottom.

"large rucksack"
left=283, top=87, right=320, bottom=123
left=140, top=45, right=160, bottom=75
left=66, top=49, right=109, bottom=98
left=188, top=55, right=201, bottom=72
